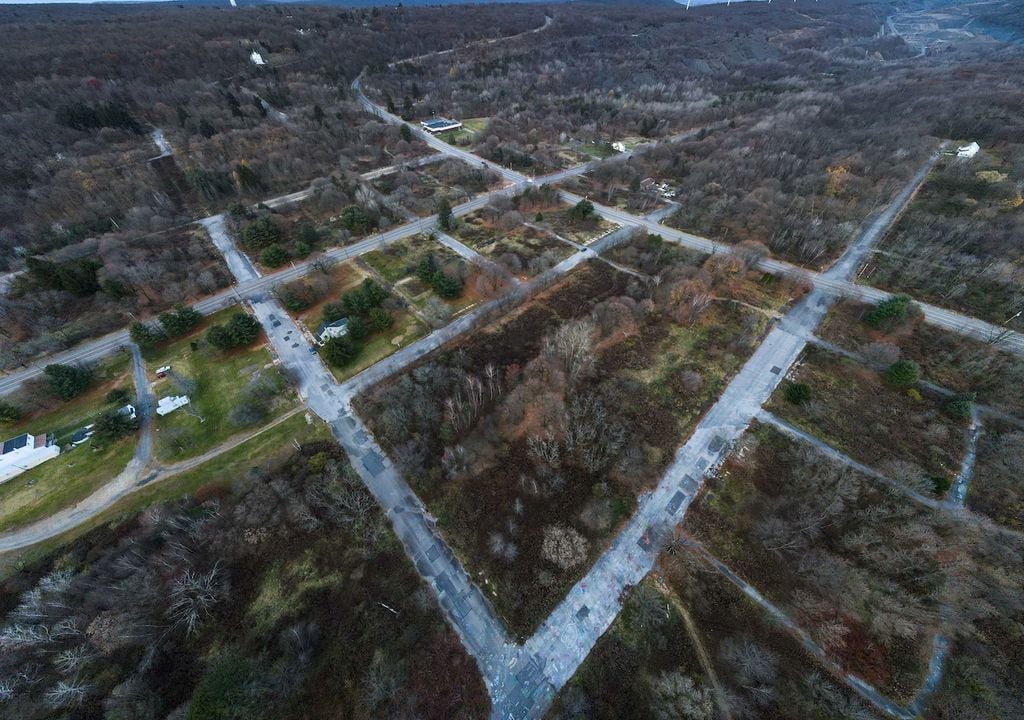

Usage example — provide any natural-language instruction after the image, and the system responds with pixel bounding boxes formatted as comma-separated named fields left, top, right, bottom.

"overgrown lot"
left=969, top=418, right=1024, bottom=532
left=860, top=143, right=1024, bottom=328
left=767, top=346, right=968, bottom=495
left=371, top=157, right=502, bottom=217
left=362, top=234, right=482, bottom=324
left=685, top=423, right=949, bottom=702
left=230, top=184, right=400, bottom=271
left=551, top=558, right=879, bottom=720
left=818, top=298, right=1024, bottom=419
left=0, top=444, right=489, bottom=719
left=356, top=259, right=786, bottom=636
left=452, top=208, right=573, bottom=278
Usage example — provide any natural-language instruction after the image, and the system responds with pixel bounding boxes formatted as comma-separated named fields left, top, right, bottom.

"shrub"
left=541, top=524, right=589, bottom=571
left=864, top=295, right=916, bottom=329
left=0, top=400, right=21, bottom=424
left=106, top=387, right=131, bottom=405
left=158, top=305, right=202, bottom=338
left=323, top=336, right=358, bottom=367
left=932, top=475, right=952, bottom=496
left=92, top=408, right=138, bottom=445
left=367, top=307, right=394, bottom=331
left=944, top=393, right=975, bottom=420
left=321, top=301, right=347, bottom=325
left=129, top=321, right=163, bottom=347
left=884, top=359, right=920, bottom=388
left=432, top=271, right=463, bottom=299
left=784, top=382, right=812, bottom=405
left=341, top=279, right=388, bottom=316
left=260, top=244, right=290, bottom=268
left=340, top=205, right=371, bottom=234
left=186, top=655, right=258, bottom=720
left=240, top=216, right=281, bottom=250
left=44, top=364, right=93, bottom=401
left=568, top=199, right=595, bottom=224
left=347, top=316, right=369, bottom=341
left=207, top=314, right=261, bottom=351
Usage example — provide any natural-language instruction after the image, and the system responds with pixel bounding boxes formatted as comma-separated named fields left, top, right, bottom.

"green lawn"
left=0, top=436, right=135, bottom=533
left=576, top=142, right=619, bottom=160
left=361, top=234, right=476, bottom=315
left=151, top=341, right=297, bottom=463
left=462, top=117, right=489, bottom=133
left=325, top=309, right=428, bottom=383
left=0, top=412, right=331, bottom=579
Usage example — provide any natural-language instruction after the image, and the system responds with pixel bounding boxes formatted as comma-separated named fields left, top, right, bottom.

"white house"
left=315, top=318, right=350, bottom=346
left=156, top=395, right=191, bottom=417
left=250, top=50, right=266, bottom=66
left=0, top=432, right=60, bottom=484
left=612, top=141, right=627, bottom=153
left=957, top=142, right=980, bottom=159
left=421, top=118, right=463, bottom=134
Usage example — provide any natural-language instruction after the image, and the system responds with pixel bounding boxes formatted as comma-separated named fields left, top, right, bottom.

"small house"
left=0, top=432, right=60, bottom=484
left=250, top=50, right=266, bottom=66
left=315, top=318, right=350, bottom=346
left=957, top=142, right=980, bottom=159
left=156, top=395, right=191, bottom=417
left=420, top=118, right=463, bottom=134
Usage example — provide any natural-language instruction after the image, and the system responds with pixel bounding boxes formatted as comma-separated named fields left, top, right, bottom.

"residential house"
left=315, top=318, right=350, bottom=346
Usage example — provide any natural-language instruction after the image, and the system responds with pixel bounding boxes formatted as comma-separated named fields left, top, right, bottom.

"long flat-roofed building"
left=420, top=118, right=463, bottom=134
left=0, top=432, right=60, bottom=484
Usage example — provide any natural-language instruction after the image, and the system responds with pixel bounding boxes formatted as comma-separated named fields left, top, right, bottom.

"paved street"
left=494, top=286, right=838, bottom=718
left=491, top=148, right=947, bottom=719
left=202, top=212, right=519, bottom=690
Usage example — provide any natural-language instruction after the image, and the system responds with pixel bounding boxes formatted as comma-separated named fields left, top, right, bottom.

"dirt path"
left=656, top=575, right=734, bottom=720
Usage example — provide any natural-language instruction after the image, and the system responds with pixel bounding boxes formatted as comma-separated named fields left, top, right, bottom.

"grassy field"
left=538, top=205, right=619, bottom=246
left=0, top=435, right=135, bottom=533
left=462, top=117, right=489, bottom=133
left=575, top=141, right=618, bottom=160
left=0, top=352, right=139, bottom=533
left=0, top=412, right=330, bottom=578
left=146, top=316, right=298, bottom=462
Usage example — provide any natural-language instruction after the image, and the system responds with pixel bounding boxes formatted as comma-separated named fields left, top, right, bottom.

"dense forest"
left=0, top=2, right=545, bottom=369
left=0, top=444, right=488, bottom=719
left=368, top=0, right=1023, bottom=270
